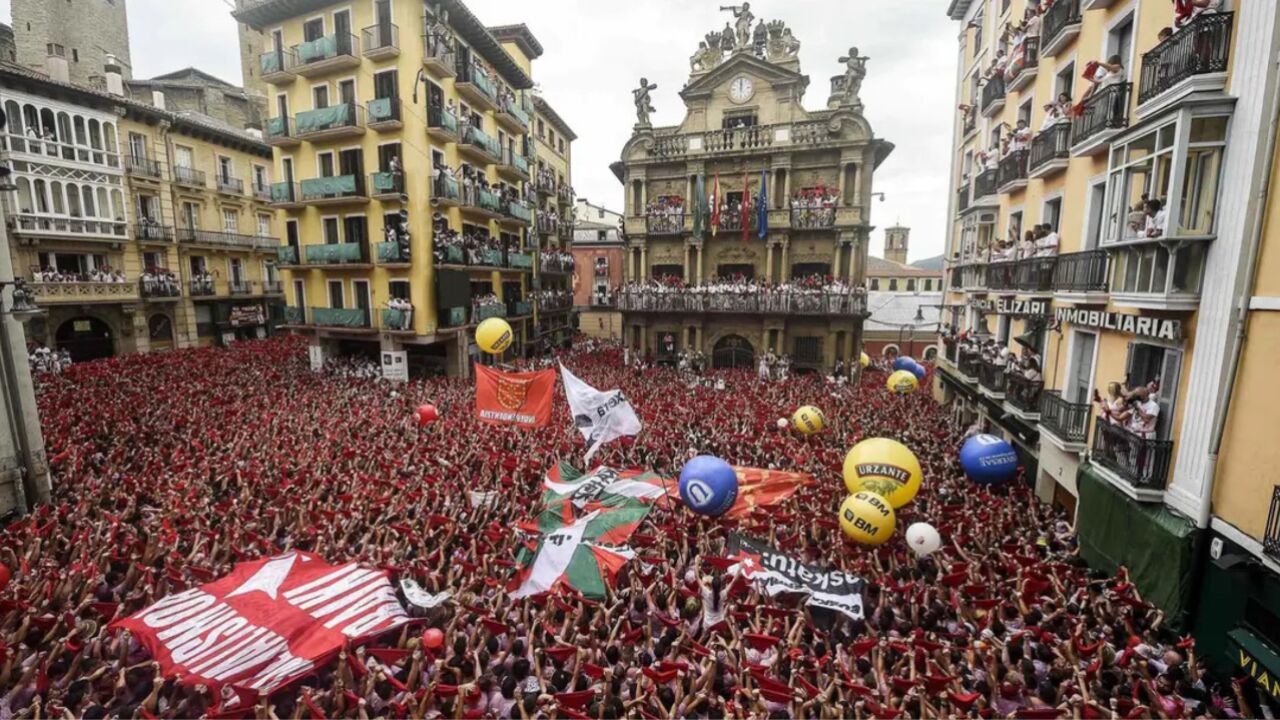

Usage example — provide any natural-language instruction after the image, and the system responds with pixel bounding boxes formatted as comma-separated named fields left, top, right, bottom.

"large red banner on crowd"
left=724, top=467, right=813, bottom=518
left=474, top=364, right=555, bottom=428
left=110, top=552, right=410, bottom=704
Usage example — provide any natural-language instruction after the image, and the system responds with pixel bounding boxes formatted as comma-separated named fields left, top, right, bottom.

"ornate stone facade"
left=616, top=8, right=892, bottom=371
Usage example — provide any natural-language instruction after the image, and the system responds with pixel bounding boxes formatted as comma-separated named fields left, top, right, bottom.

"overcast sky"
left=1, top=0, right=956, bottom=261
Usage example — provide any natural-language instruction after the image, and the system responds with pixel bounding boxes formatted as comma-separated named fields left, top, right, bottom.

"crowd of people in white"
left=27, top=344, right=72, bottom=374
left=31, top=266, right=127, bottom=284
left=789, top=186, right=838, bottom=228
left=615, top=274, right=866, bottom=314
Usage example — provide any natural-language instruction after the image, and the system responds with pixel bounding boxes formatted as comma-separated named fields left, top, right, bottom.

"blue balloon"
left=959, top=434, right=1020, bottom=485
left=909, top=361, right=927, bottom=380
left=893, top=356, right=917, bottom=372
left=678, top=456, right=739, bottom=517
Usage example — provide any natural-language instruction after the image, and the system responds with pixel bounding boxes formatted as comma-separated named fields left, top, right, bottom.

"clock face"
left=729, top=76, right=754, bottom=103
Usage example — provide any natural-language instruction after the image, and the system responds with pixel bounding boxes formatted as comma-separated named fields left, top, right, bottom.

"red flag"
left=710, top=174, right=721, bottom=237
left=741, top=171, right=750, bottom=243
left=474, top=364, right=555, bottom=428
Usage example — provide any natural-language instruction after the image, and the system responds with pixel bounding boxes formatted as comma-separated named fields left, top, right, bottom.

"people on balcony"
left=384, top=209, right=411, bottom=261
left=615, top=273, right=864, bottom=314
left=386, top=297, right=413, bottom=330
left=645, top=195, right=685, bottom=233
left=471, top=293, right=503, bottom=321
left=1174, top=0, right=1223, bottom=28
left=540, top=250, right=574, bottom=273
left=140, top=267, right=180, bottom=297
left=789, top=186, right=838, bottom=228
left=431, top=213, right=504, bottom=266
left=1080, top=55, right=1126, bottom=104
left=534, top=289, right=573, bottom=312
left=33, top=266, right=127, bottom=283
left=535, top=166, right=557, bottom=193
left=1144, top=198, right=1168, bottom=238
left=1093, top=379, right=1161, bottom=438
left=1039, top=96, right=1070, bottom=130
left=1034, top=223, right=1060, bottom=257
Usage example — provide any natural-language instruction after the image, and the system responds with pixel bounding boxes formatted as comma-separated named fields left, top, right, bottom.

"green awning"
left=1229, top=629, right=1280, bottom=704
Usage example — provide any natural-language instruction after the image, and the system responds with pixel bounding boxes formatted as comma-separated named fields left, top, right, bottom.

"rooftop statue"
left=633, top=78, right=658, bottom=126
left=720, top=3, right=755, bottom=50
left=838, top=47, right=869, bottom=106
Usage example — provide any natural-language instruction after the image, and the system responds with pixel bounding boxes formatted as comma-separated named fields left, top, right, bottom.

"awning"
left=1229, top=628, right=1280, bottom=703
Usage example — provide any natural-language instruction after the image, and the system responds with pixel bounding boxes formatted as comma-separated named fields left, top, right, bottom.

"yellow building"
left=528, top=91, right=577, bottom=351
left=2, top=59, right=281, bottom=360
left=936, top=0, right=1277, bottom=633
left=233, top=0, right=563, bottom=377
left=615, top=15, right=892, bottom=371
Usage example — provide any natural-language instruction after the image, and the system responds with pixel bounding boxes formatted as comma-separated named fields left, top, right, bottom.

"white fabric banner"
left=559, top=363, right=643, bottom=463
left=510, top=511, right=596, bottom=599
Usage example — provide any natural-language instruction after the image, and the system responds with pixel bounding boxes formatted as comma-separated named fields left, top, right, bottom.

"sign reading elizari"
left=970, top=298, right=1051, bottom=316
left=1056, top=307, right=1182, bottom=341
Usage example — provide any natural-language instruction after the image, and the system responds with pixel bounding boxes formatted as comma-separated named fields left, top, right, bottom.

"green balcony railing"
left=277, top=245, right=299, bottom=264
left=367, top=97, right=400, bottom=125
left=300, top=174, right=363, bottom=202
left=480, top=248, right=503, bottom=266
left=441, top=306, right=468, bottom=327
left=457, top=63, right=497, bottom=103
left=260, top=49, right=296, bottom=75
left=371, top=171, right=403, bottom=195
left=311, top=307, right=370, bottom=328
left=475, top=304, right=506, bottom=322
left=382, top=308, right=410, bottom=330
left=512, top=153, right=530, bottom=175
left=376, top=241, right=408, bottom=263
left=266, top=116, right=293, bottom=141
left=443, top=245, right=465, bottom=264
left=433, top=175, right=461, bottom=203
left=304, top=242, right=366, bottom=264
left=270, top=181, right=299, bottom=203
left=478, top=188, right=501, bottom=213
left=464, top=125, right=501, bottom=159
left=295, top=33, right=357, bottom=64
left=295, top=103, right=361, bottom=134
left=428, top=105, right=458, bottom=135
left=500, top=96, right=530, bottom=127
left=505, top=201, right=532, bottom=223
left=511, top=301, right=533, bottom=316
left=284, top=306, right=305, bottom=325
left=509, top=253, right=533, bottom=269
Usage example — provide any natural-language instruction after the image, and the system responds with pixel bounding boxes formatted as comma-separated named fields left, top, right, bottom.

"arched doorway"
left=712, top=334, right=754, bottom=369
left=55, top=316, right=114, bottom=362
left=148, top=314, right=174, bottom=351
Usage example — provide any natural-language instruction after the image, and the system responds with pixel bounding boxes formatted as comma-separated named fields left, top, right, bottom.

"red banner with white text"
left=474, top=363, right=556, bottom=428
left=110, top=552, right=411, bottom=704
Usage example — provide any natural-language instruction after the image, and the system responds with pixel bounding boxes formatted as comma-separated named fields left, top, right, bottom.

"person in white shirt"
left=1127, top=390, right=1160, bottom=439
left=1035, top=223, right=1059, bottom=257
left=1144, top=199, right=1167, bottom=238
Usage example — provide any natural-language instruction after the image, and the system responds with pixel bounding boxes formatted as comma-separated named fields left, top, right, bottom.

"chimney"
left=152, top=91, right=166, bottom=110
left=46, top=44, right=70, bottom=83
left=104, top=54, right=124, bottom=96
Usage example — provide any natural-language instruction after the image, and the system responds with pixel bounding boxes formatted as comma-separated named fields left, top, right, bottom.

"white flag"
left=559, top=363, right=643, bottom=463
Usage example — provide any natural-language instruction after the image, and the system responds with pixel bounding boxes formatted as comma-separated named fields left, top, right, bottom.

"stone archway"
left=55, top=316, right=114, bottom=362
left=712, top=334, right=755, bottom=369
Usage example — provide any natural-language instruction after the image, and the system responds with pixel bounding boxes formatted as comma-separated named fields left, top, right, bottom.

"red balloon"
left=416, top=404, right=438, bottom=426
left=0, top=563, right=9, bottom=592
left=422, top=627, right=444, bottom=649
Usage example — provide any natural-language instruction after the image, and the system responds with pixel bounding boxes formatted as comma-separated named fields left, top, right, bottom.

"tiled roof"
left=488, top=24, right=543, bottom=60
left=864, top=292, right=943, bottom=332
left=866, top=256, right=943, bottom=278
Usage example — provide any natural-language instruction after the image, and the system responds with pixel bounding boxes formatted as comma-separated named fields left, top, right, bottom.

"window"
left=317, top=151, right=335, bottom=177
left=229, top=258, right=244, bottom=284
left=143, top=251, right=163, bottom=270
left=1043, top=197, right=1062, bottom=232
left=972, top=18, right=983, bottom=58
left=1018, top=99, right=1032, bottom=127
left=218, top=156, right=234, bottom=183
left=1066, top=331, right=1097, bottom=403
left=1125, top=343, right=1182, bottom=440
left=1054, top=62, right=1075, bottom=103
left=1008, top=210, right=1023, bottom=244
left=313, top=85, right=330, bottom=109
left=378, top=143, right=401, bottom=172
left=1107, top=16, right=1134, bottom=80
left=222, top=209, right=238, bottom=232
left=128, top=132, right=147, bottom=161
left=537, top=119, right=545, bottom=139
left=174, top=145, right=194, bottom=169
left=338, top=79, right=355, bottom=105
left=323, top=217, right=341, bottom=244
left=794, top=337, right=822, bottom=366
left=888, top=278, right=898, bottom=291
left=303, top=18, right=325, bottom=42
left=1104, top=123, right=1176, bottom=244
left=293, top=279, right=306, bottom=309
left=353, top=280, right=371, bottom=312
left=373, top=70, right=397, bottom=99
left=1083, top=179, right=1107, bottom=250
left=1180, top=115, right=1228, bottom=237
left=257, top=213, right=272, bottom=237
left=343, top=215, right=368, bottom=247
left=182, top=202, right=200, bottom=230
left=253, top=165, right=268, bottom=191
left=558, top=138, right=565, bottom=154
left=327, top=280, right=345, bottom=308
left=997, top=315, right=1011, bottom=345
left=389, top=280, right=410, bottom=300
left=907, top=279, right=916, bottom=292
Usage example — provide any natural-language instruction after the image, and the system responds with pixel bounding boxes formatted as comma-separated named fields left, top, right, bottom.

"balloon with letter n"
left=839, top=491, right=896, bottom=545
left=476, top=317, right=513, bottom=355
left=678, top=455, right=739, bottom=518
left=960, top=433, right=1019, bottom=485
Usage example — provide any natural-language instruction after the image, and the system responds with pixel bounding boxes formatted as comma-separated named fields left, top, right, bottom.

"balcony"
left=438, top=245, right=509, bottom=269
left=644, top=119, right=848, bottom=160
left=474, top=303, right=507, bottom=322
left=703, top=125, right=775, bottom=153
left=956, top=184, right=970, bottom=214
left=189, top=279, right=216, bottom=297
left=980, top=75, right=1006, bottom=117
left=26, top=281, right=138, bottom=304
left=1137, top=12, right=1234, bottom=116
left=1006, top=37, right=1039, bottom=93
left=978, top=361, right=1007, bottom=399
left=972, top=168, right=998, bottom=206
left=177, top=228, right=279, bottom=251
left=229, top=281, right=254, bottom=296
left=370, top=171, right=404, bottom=200
left=292, top=33, right=360, bottom=78
left=252, top=182, right=272, bottom=202
left=646, top=212, right=685, bottom=236
left=276, top=246, right=300, bottom=266
left=426, top=105, right=460, bottom=142
left=997, top=149, right=1029, bottom=193
left=508, top=300, right=533, bottom=317
left=299, top=174, right=367, bottom=206
left=376, top=241, right=410, bottom=265
left=1028, top=124, right=1070, bottom=178
left=790, top=207, right=836, bottom=230
left=987, top=261, right=1017, bottom=293
left=134, top=223, right=175, bottom=244
left=311, top=306, right=372, bottom=329
left=956, top=351, right=981, bottom=382
left=432, top=175, right=461, bottom=207
left=538, top=296, right=573, bottom=313
left=174, top=166, right=206, bottom=189
left=139, top=278, right=182, bottom=301
left=295, top=103, right=365, bottom=142
left=500, top=199, right=533, bottom=227
left=1040, top=391, right=1090, bottom=451
left=963, top=110, right=977, bottom=138
left=958, top=263, right=987, bottom=291
left=422, top=30, right=456, bottom=78
left=270, top=182, right=303, bottom=209
left=1004, top=373, right=1043, bottom=420
left=455, top=62, right=499, bottom=113
left=361, top=24, right=399, bottom=61
left=1106, top=242, right=1205, bottom=311
left=265, top=116, right=299, bottom=147
left=1014, top=256, right=1056, bottom=293
left=615, top=289, right=868, bottom=318
left=496, top=94, right=531, bottom=134
left=496, top=148, right=530, bottom=182
left=557, top=185, right=575, bottom=206
left=10, top=214, right=128, bottom=243
left=1070, top=82, right=1130, bottom=156
left=459, top=125, right=502, bottom=165
left=304, top=242, right=371, bottom=268
left=263, top=281, right=283, bottom=294
left=459, top=186, right=503, bottom=219
left=382, top=307, right=414, bottom=332
left=1052, top=249, right=1108, bottom=302
left=1041, top=0, right=1082, bottom=57
left=259, top=48, right=297, bottom=84
left=367, top=97, right=403, bottom=131
left=126, top=154, right=163, bottom=179
left=719, top=211, right=756, bottom=233
left=217, top=174, right=244, bottom=196
left=283, top=306, right=306, bottom=325
left=1090, top=422, right=1173, bottom=500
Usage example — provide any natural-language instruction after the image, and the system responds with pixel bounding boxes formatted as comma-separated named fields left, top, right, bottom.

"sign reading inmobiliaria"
left=111, top=552, right=411, bottom=703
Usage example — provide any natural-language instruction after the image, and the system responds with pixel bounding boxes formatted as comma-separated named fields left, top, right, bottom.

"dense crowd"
left=615, top=275, right=866, bottom=315
left=0, top=336, right=1263, bottom=720
left=644, top=196, right=685, bottom=234
left=26, top=343, right=72, bottom=374
left=31, top=266, right=128, bottom=284
left=789, top=188, right=838, bottom=229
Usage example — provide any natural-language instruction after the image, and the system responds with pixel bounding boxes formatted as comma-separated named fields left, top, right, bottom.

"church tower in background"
left=884, top=225, right=910, bottom=264
left=11, top=0, right=131, bottom=84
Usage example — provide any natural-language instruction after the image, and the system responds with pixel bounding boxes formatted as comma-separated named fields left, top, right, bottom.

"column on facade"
left=782, top=169, right=792, bottom=208
left=491, top=270, right=504, bottom=301
left=847, top=238, right=857, bottom=281
left=832, top=243, right=842, bottom=281
left=640, top=245, right=648, bottom=281
left=837, top=162, right=848, bottom=205
left=765, top=243, right=775, bottom=283
left=696, top=244, right=704, bottom=284
left=780, top=241, right=790, bottom=281
left=683, top=243, right=691, bottom=283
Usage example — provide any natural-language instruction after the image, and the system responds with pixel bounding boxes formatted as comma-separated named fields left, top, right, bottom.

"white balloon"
left=905, top=522, right=942, bottom=557
left=776, top=418, right=789, bottom=429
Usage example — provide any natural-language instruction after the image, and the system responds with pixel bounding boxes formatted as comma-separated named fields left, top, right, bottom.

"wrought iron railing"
left=974, top=168, right=998, bottom=200
left=217, top=175, right=244, bottom=195
left=189, top=279, right=216, bottom=297
left=174, top=166, right=206, bottom=187
left=646, top=212, right=684, bottom=235
left=1265, top=487, right=1280, bottom=561
left=615, top=290, right=868, bottom=317
left=981, top=75, right=1006, bottom=114
left=1014, top=256, right=1057, bottom=292
left=126, top=154, right=162, bottom=178
left=978, top=361, right=1008, bottom=395
left=1042, top=0, right=1082, bottom=51
left=134, top=223, right=174, bottom=242
left=988, top=261, right=1017, bottom=291
left=1030, top=124, right=1071, bottom=172
left=1052, top=249, right=1109, bottom=292
left=957, top=350, right=981, bottom=379
left=997, top=149, right=1029, bottom=188
left=177, top=228, right=279, bottom=250
left=1091, top=421, right=1173, bottom=490
left=1071, top=82, right=1131, bottom=147
left=1138, top=12, right=1233, bottom=104
left=957, top=184, right=970, bottom=213
left=1006, top=373, right=1044, bottom=415
left=1040, top=391, right=1090, bottom=444
left=361, top=23, right=399, bottom=55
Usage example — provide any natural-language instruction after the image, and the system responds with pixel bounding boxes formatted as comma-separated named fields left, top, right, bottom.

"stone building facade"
left=10, top=0, right=132, bottom=84
left=616, top=12, right=892, bottom=371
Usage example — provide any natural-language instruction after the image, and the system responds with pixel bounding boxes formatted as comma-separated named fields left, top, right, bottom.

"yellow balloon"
left=843, top=438, right=923, bottom=508
left=839, top=491, right=896, bottom=545
left=476, top=317, right=513, bottom=354
left=887, top=370, right=919, bottom=394
left=792, top=406, right=825, bottom=435
left=860, top=352, right=870, bottom=368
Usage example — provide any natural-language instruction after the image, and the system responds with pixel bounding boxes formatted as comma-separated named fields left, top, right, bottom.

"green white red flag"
left=509, top=510, right=637, bottom=599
